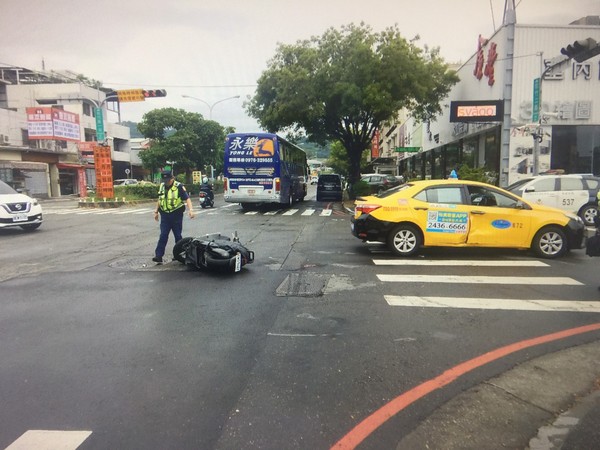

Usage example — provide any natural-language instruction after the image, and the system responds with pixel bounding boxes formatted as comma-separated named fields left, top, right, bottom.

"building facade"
left=379, top=12, right=600, bottom=187
left=0, top=66, right=135, bottom=197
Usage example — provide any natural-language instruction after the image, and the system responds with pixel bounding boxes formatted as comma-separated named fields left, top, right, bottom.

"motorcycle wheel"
left=173, top=237, right=194, bottom=263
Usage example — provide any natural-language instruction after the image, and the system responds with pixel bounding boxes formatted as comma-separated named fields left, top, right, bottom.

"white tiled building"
left=0, top=66, right=135, bottom=197
left=378, top=7, right=600, bottom=187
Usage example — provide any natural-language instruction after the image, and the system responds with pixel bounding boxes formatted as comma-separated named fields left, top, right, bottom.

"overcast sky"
left=1, top=0, right=598, bottom=132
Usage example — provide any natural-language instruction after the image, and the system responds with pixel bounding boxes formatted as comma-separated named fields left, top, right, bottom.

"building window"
left=552, top=125, right=600, bottom=175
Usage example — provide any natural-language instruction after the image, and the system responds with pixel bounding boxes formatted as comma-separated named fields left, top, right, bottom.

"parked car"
left=316, top=174, right=343, bottom=201
left=360, top=173, right=401, bottom=194
left=113, top=179, right=138, bottom=186
left=351, top=179, right=584, bottom=259
left=0, top=179, right=43, bottom=231
left=506, top=174, right=599, bottom=226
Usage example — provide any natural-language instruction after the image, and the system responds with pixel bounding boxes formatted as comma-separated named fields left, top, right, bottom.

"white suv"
left=0, top=179, right=43, bottom=231
left=507, top=174, right=599, bottom=226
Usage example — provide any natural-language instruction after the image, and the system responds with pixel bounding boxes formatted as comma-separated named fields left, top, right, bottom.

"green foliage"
left=137, top=108, right=226, bottom=181
left=457, top=164, right=498, bottom=184
left=327, top=141, right=369, bottom=177
left=349, top=180, right=371, bottom=197
left=246, top=22, right=459, bottom=185
left=113, top=184, right=159, bottom=199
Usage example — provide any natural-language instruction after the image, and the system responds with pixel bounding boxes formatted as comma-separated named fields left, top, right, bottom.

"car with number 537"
left=350, top=179, right=585, bottom=259
left=506, top=174, right=599, bottom=226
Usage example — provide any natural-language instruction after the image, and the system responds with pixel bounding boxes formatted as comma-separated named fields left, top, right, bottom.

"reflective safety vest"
left=158, top=181, right=184, bottom=212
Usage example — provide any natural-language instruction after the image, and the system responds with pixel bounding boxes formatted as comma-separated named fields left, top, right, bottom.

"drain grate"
left=276, top=272, right=330, bottom=297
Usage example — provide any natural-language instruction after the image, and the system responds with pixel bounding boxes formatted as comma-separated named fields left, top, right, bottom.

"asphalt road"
left=1, top=186, right=599, bottom=449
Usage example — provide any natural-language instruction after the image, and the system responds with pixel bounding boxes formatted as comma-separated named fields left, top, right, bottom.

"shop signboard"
left=93, top=145, right=114, bottom=198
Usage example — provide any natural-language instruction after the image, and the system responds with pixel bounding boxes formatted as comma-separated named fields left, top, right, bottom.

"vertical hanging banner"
left=93, top=145, right=114, bottom=199
left=371, top=129, right=380, bottom=159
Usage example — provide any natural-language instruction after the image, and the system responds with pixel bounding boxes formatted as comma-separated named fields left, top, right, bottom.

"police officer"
left=152, top=171, right=195, bottom=263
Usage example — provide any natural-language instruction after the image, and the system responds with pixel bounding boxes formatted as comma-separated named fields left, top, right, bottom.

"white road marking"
left=264, top=210, right=280, bottom=215
left=373, top=259, right=549, bottom=267
left=115, top=208, right=149, bottom=214
left=6, top=430, right=92, bottom=450
left=244, top=211, right=259, bottom=215
left=377, top=274, right=583, bottom=285
left=283, top=209, right=299, bottom=215
left=320, top=209, right=333, bottom=216
left=384, top=296, right=600, bottom=313
left=301, top=209, right=316, bottom=216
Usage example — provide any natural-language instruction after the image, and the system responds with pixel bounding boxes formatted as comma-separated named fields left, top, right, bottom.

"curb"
left=395, top=340, right=600, bottom=450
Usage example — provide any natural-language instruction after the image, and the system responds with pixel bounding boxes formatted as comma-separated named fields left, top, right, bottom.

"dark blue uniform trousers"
left=155, top=209, right=184, bottom=258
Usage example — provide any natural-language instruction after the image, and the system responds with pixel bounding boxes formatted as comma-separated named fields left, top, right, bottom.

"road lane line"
left=385, top=296, right=600, bottom=312
left=301, top=209, right=316, bottom=216
left=6, top=430, right=92, bottom=450
left=373, top=259, right=548, bottom=267
left=115, top=208, right=149, bottom=214
left=331, top=322, right=600, bottom=449
left=320, top=209, right=333, bottom=216
left=377, top=274, right=582, bottom=285
left=244, top=211, right=259, bottom=215
left=283, top=209, right=299, bottom=215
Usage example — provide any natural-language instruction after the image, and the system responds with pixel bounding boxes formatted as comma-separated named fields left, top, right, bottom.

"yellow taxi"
left=350, top=179, right=585, bottom=258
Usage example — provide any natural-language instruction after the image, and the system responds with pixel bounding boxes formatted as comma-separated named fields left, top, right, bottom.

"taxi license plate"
left=247, top=189, right=255, bottom=195
left=12, top=213, right=28, bottom=222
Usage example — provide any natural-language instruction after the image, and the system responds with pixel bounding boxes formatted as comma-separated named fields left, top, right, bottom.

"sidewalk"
left=396, top=340, right=600, bottom=450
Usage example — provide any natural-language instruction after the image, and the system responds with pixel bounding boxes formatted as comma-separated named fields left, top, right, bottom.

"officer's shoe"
left=152, top=256, right=163, bottom=264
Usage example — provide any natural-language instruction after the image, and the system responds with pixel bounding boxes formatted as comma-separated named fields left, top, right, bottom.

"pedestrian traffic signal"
left=143, top=89, right=167, bottom=98
left=560, top=37, right=600, bottom=63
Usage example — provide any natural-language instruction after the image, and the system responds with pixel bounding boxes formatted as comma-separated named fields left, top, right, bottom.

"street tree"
left=246, top=22, right=459, bottom=187
left=137, top=108, right=225, bottom=181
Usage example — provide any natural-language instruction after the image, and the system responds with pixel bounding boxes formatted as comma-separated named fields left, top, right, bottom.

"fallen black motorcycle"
left=173, top=232, right=254, bottom=273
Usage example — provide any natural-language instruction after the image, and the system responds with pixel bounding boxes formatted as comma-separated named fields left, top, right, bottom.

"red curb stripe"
left=331, top=322, right=600, bottom=449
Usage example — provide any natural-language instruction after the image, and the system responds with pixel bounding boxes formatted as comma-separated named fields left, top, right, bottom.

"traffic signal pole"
left=530, top=54, right=568, bottom=175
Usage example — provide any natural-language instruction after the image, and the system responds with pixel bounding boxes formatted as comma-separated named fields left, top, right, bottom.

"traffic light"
left=560, top=37, right=600, bottom=63
left=143, top=89, right=167, bottom=98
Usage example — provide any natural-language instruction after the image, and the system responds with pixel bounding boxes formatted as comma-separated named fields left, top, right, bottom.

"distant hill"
left=120, top=121, right=143, bottom=138
left=296, top=137, right=330, bottom=159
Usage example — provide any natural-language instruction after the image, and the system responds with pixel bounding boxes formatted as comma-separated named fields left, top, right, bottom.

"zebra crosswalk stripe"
left=5, top=430, right=92, bottom=450
left=377, top=274, right=582, bottom=285
left=384, top=296, right=600, bottom=313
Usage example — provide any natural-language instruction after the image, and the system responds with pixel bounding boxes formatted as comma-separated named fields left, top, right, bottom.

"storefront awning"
left=56, top=162, right=87, bottom=169
left=0, top=161, right=48, bottom=171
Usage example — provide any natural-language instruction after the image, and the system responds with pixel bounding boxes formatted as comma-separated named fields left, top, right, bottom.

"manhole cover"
left=276, top=272, right=330, bottom=297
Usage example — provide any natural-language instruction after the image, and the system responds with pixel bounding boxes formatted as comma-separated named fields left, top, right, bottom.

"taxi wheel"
left=388, top=224, right=422, bottom=257
left=579, top=204, right=598, bottom=226
left=532, top=226, right=567, bottom=259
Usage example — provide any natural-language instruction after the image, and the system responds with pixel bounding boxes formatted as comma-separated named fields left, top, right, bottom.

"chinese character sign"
left=26, top=107, right=81, bottom=142
left=26, top=107, right=54, bottom=139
